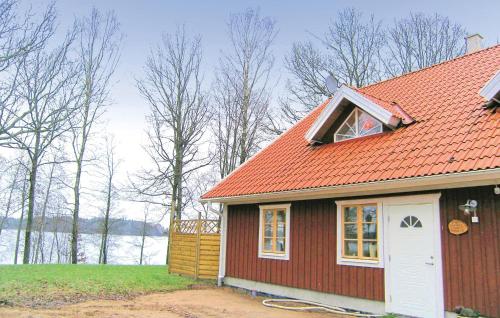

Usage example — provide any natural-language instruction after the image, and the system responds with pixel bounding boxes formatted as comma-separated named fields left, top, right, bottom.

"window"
left=258, top=204, right=291, bottom=260
left=334, top=108, right=383, bottom=142
left=336, top=200, right=383, bottom=268
left=400, top=216, right=422, bottom=228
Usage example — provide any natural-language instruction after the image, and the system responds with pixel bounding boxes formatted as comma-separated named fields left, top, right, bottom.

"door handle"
left=425, top=261, right=434, bottom=265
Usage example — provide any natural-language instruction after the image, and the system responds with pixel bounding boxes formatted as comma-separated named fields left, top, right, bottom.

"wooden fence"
left=168, top=218, right=220, bottom=280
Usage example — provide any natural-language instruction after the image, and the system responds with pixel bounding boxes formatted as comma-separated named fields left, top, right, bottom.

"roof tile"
left=203, top=45, right=500, bottom=199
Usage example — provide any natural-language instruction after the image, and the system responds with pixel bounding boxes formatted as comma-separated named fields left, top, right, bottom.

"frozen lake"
left=0, top=229, right=168, bottom=265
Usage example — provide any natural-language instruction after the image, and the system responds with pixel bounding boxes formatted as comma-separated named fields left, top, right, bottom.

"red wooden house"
left=202, top=42, right=500, bottom=318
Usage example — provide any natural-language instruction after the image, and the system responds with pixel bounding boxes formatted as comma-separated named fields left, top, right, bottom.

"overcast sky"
left=25, top=0, right=500, bottom=220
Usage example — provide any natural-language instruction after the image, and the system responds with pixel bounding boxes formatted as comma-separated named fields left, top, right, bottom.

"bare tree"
left=271, top=41, right=333, bottom=131
left=32, top=157, right=63, bottom=264
left=0, top=158, right=23, bottom=237
left=5, top=29, right=78, bottom=264
left=273, top=9, right=466, bottom=132
left=13, top=163, right=27, bottom=264
left=31, top=161, right=54, bottom=263
left=185, top=171, right=219, bottom=219
left=211, top=72, right=242, bottom=179
left=225, top=8, right=276, bottom=165
left=268, top=8, right=384, bottom=133
left=321, top=8, right=384, bottom=88
left=384, top=13, right=466, bottom=76
left=98, top=137, right=119, bottom=264
left=137, top=204, right=151, bottom=265
left=137, top=27, right=210, bottom=223
left=211, top=8, right=277, bottom=182
left=69, top=8, right=121, bottom=264
left=0, top=1, right=56, bottom=145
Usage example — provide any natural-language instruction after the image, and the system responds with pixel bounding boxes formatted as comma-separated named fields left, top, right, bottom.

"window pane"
left=362, top=206, right=377, bottom=223
left=335, top=111, right=356, bottom=141
left=277, top=210, right=286, bottom=223
left=358, top=111, right=382, bottom=136
left=277, top=222, right=285, bottom=237
left=276, top=238, right=285, bottom=252
left=362, top=224, right=377, bottom=239
left=265, top=223, right=273, bottom=237
left=264, top=238, right=273, bottom=251
left=344, top=224, right=357, bottom=239
left=344, top=207, right=357, bottom=222
left=344, top=240, right=358, bottom=256
left=265, top=210, right=273, bottom=223
left=363, top=241, right=378, bottom=258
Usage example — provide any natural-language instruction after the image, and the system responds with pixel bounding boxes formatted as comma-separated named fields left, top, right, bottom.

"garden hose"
left=262, top=298, right=384, bottom=317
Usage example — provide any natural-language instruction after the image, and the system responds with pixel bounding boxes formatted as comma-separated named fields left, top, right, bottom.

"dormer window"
left=334, top=108, right=383, bottom=142
left=305, top=85, right=412, bottom=143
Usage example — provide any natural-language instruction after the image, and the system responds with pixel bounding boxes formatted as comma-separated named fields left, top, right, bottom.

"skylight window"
left=334, top=108, right=383, bottom=142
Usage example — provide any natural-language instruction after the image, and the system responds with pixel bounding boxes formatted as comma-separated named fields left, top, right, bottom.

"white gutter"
left=201, top=168, right=500, bottom=205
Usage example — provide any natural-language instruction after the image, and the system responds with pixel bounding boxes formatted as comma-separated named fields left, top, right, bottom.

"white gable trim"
left=305, top=85, right=400, bottom=143
left=479, top=70, right=500, bottom=100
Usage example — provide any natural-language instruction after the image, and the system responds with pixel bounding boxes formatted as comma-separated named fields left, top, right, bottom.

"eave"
left=200, top=168, right=500, bottom=205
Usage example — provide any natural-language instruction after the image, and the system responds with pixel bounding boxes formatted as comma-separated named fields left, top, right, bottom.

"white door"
left=384, top=197, right=444, bottom=318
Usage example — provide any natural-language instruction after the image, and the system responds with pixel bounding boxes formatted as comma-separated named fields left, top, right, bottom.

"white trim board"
left=217, top=204, right=229, bottom=286
left=335, top=198, right=384, bottom=268
left=224, top=277, right=459, bottom=318
left=201, top=168, right=500, bottom=204
left=258, top=204, right=291, bottom=260
left=224, top=277, right=386, bottom=314
left=305, top=85, right=400, bottom=143
left=479, top=70, right=500, bottom=100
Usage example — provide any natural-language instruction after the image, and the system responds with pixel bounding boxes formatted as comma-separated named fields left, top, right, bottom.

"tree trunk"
left=139, top=214, right=147, bottom=265
left=23, top=137, right=40, bottom=264
left=48, top=230, right=56, bottom=263
left=54, top=230, right=61, bottom=263
left=239, top=63, right=250, bottom=164
left=98, top=234, right=104, bottom=264
left=100, top=174, right=112, bottom=264
left=71, top=158, right=83, bottom=264
left=34, top=162, right=55, bottom=263
left=14, top=179, right=27, bottom=264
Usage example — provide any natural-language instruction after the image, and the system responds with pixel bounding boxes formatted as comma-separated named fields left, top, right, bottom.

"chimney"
left=465, top=34, right=483, bottom=54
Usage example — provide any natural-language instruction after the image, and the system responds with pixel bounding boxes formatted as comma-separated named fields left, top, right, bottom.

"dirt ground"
left=0, top=287, right=351, bottom=318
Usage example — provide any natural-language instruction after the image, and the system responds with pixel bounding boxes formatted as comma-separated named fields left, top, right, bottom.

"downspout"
left=217, top=203, right=228, bottom=287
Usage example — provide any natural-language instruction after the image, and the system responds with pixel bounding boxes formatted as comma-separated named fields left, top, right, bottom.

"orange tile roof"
left=354, top=89, right=415, bottom=124
left=203, top=45, right=500, bottom=199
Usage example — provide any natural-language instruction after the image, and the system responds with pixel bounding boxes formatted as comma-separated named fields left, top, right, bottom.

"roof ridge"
left=361, top=43, right=500, bottom=91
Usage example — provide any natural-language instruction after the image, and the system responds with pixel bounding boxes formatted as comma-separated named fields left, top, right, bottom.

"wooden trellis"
left=168, top=218, right=220, bottom=280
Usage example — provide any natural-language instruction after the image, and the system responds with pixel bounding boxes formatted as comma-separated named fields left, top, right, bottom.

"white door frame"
left=382, top=193, right=444, bottom=318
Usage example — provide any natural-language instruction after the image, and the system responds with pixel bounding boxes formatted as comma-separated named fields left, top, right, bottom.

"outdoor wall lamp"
left=494, top=185, right=500, bottom=195
left=459, top=200, right=479, bottom=223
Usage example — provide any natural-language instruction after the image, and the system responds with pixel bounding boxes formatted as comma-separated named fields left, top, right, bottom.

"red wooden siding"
left=440, top=187, right=500, bottom=317
left=226, top=199, right=385, bottom=301
left=225, top=186, right=500, bottom=317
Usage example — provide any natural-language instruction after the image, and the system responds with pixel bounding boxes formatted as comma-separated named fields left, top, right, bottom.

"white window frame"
left=334, top=108, right=383, bottom=142
left=479, top=70, right=500, bottom=100
left=258, top=203, right=291, bottom=260
left=335, top=198, right=384, bottom=268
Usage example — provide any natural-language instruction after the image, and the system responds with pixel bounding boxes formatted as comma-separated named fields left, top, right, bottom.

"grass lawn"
left=0, top=264, right=197, bottom=306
